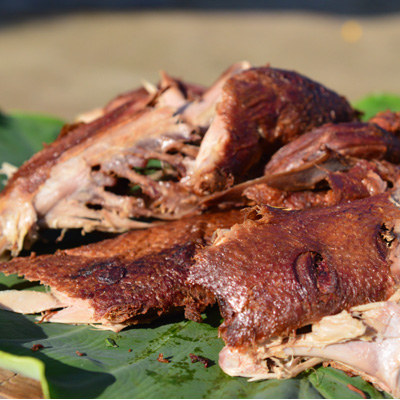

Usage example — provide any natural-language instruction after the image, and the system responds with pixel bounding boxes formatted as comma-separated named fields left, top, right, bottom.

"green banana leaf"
left=0, top=111, right=65, bottom=191
left=0, top=94, right=400, bottom=399
left=353, top=93, right=400, bottom=121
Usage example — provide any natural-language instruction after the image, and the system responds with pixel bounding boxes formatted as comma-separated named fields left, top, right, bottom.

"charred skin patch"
left=95, top=265, right=127, bottom=285
left=73, top=259, right=126, bottom=285
left=293, top=251, right=338, bottom=298
left=0, top=209, right=242, bottom=326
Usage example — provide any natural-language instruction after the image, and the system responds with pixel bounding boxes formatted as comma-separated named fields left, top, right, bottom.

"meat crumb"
left=76, top=351, right=85, bottom=357
left=157, top=353, right=170, bottom=363
left=31, top=344, right=44, bottom=352
left=189, top=353, right=211, bottom=368
left=347, top=384, right=367, bottom=399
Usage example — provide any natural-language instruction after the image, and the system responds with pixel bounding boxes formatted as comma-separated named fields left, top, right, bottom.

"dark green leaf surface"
left=308, top=368, right=388, bottom=399
left=0, top=287, right=325, bottom=399
left=353, top=93, right=400, bottom=121
left=0, top=112, right=64, bottom=190
left=1, top=96, right=399, bottom=398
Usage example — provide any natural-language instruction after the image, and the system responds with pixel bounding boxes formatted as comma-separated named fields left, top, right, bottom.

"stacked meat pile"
left=1, top=62, right=400, bottom=396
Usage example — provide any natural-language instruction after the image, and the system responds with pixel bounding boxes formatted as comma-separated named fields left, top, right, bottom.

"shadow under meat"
left=0, top=311, right=116, bottom=399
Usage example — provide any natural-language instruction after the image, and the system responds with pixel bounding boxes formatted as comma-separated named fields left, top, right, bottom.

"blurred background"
left=0, top=0, right=399, bottom=120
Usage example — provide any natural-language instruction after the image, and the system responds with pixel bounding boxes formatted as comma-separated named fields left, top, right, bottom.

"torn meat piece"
left=0, top=104, right=192, bottom=257
left=0, top=209, right=243, bottom=330
left=370, top=110, right=400, bottom=137
left=0, top=63, right=358, bottom=258
left=205, top=154, right=398, bottom=215
left=0, top=63, right=249, bottom=258
left=189, top=353, right=212, bottom=368
left=265, top=121, right=400, bottom=176
left=187, top=67, right=358, bottom=194
left=244, top=159, right=392, bottom=209
left=218, top=294, right=400, bottom=398
left=157, top=353, right=170, bottom=363
left=189, top=191, right=400, bottom=348
left=31, top=344, right=44, bottom=352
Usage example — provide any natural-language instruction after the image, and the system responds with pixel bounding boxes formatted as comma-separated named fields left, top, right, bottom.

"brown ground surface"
left=0, top=369, right=42, bottom=399
left=0, top=9, right=399, bottom=398
left=0, top=11, right=399, bottom=121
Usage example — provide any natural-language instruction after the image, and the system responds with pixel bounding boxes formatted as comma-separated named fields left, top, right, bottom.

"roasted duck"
left=1, top=62, right=399, bottom=396
left=0, top=64, right=358, bottom=258
left=184, top=66, right=358, bottom=194
left=189, top=190, right=400, bottom=396
left=0, top=209, right=242, bottom=330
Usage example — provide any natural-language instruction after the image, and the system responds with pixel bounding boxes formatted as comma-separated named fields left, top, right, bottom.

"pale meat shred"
left=0, top=289, right=127, bottom=332
left=0, top=289, right=66, bottom=314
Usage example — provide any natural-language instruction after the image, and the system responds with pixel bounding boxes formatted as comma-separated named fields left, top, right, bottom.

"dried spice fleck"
left=189, top=353, right=211, bottom=368
left=347, top=384, right=367, bottom=399
left=31, top=344, right=44, bottom=352
left=76, top=351, right=85, bottom=357
left=157, top=353, right=170, bottom=363
left=105, top=338, right=119, bottom=348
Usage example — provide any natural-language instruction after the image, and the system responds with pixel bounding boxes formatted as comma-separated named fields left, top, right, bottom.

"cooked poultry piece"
left=204, top=145, right=400, bottom=213
left=186, top=67, right=359, bottom=194
left=0, top=209, right=243, bottom=330
left=369, top=110, right=400, bottom=136
left=0, top=64, right=358, bottom=258
left=265, top=121, right=400, bottom=176
left=190, top=191, right=400, bottom=347
left=243, top=159, right=393, bottom=209
left=218, top=294, right=400, bottom=397
left=0, top=62, right=249, bottom=258
left=189, top=190, right=400, bottom=395
left=239, top=119, right=400, bottom=208
left=190, top=189, right=400, bottom=393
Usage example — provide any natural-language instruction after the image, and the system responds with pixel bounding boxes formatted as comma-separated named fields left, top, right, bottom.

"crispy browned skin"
left=190, top=193, right=400, bottom=348
left=265, top=122, right=400, bottom=176
left=223, top=67, right=358, bottom=148
left=370, top=110, right=400, bottom=137
left=191, top=67, right=358, bottom=194
left=0, top=209, right=243, bottom=324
